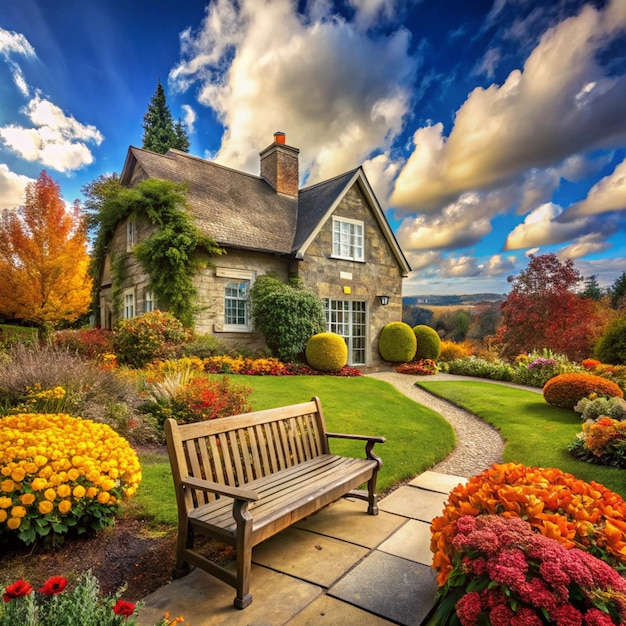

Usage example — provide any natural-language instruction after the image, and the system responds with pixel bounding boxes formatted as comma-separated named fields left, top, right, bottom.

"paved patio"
left=137, top=471, right=466, bottom=626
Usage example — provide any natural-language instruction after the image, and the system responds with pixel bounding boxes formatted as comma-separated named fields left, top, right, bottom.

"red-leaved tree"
left=495, top=254, right=601, bottom=361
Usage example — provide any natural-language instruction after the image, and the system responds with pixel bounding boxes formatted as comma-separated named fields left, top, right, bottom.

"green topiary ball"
left=305, top=332, right=348, bottom=372
left=378, top=322, right=417, bottom=363
left=413, top=325, right=442, bottom=360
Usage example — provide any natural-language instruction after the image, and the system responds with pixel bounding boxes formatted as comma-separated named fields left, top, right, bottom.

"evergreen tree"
left=580, top=275, right=603, bottom=301
left=173, top=118, right=190, bottom=152
left=142, top=80, right=189, bottom=154
left=610, top=271, right=626, bottom=309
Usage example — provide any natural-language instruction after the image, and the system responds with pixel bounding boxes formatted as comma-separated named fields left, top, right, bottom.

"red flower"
left=39, top=576, right=68, bottom=596
left=112, top=599, right=136, bottom=617
left=3, top=579, right=33, bottom=602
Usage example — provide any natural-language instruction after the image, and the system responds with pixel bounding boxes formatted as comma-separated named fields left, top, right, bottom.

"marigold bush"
left=430, top=462, right=626, bottom=587
left=0, top=413, right=141, bottom=546
left=433, top=514, right=626, bottom=626
left=543, top=372, right=624, bottom=409
left=569, top=417, right=626, bottom=469
left=203, top=355, right=287, bottom=375
left=438, top=341, right=472, bottom=362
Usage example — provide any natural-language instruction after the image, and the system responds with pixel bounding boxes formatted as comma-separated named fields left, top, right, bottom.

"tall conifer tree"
left=142, top=80, right=189, bottom=153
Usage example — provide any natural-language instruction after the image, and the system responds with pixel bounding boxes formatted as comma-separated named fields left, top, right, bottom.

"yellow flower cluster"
left=25, top=384, right=67, bottom=401
left=0, top=413, right=141, bottom=534
left=146, top=356, right=204, bottom=376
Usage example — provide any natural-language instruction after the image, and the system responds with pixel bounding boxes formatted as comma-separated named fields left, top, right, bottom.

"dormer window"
left=332, top=217, right=364, bottom=261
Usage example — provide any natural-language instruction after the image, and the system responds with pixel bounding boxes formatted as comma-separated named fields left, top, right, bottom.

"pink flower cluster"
left=445, top=515, right=626, bottom=626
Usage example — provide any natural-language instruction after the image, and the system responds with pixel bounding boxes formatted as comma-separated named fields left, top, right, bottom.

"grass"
left=132, top=375, right=456, bottom=525
left=0, top=324, right=38, bottom=344
left=416, top=380, right=626, bottom=498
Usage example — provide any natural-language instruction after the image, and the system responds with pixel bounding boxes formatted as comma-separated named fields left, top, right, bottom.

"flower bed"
left=395, top=359, right=438, bottom=375
left=0, top=413, right=141, bottom=546
left=569, top=417, right=626, bottom=468
left=430, top=462, right=626, bottom=587
left=433, top=514, right=626, bottom=626
left=202, top=355, right=361, bottom=377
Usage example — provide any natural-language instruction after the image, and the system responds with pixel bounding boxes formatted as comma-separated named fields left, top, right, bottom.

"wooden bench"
left=164, top=396, right=385, bottom=609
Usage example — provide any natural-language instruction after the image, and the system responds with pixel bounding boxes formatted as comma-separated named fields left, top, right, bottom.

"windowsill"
left=217, top=325, right=253, bottom=333
left=330, top=255, right=365, bottom=263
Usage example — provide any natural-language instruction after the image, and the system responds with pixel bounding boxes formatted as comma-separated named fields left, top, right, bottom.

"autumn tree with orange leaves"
left=0, top=171, right=92, bottom=332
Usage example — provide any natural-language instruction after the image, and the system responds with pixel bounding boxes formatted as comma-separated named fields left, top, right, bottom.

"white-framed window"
left=324, top=299, right=367, bottom=365
left=126, top=219, right=136, bottom=251
left=144, top=290, right=155, bottom=313
left=216, top=268, right=255, bottom=332
left=332, top=217, right=364, bottom=261
left=123, top=288, right=135, bottom=319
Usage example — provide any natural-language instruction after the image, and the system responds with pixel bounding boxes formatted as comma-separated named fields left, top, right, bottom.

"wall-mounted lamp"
left=377, top=295, right=390, bottom=306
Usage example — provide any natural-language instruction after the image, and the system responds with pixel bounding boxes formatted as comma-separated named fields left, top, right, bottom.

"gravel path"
left=366, top=371, right=507, bottom=477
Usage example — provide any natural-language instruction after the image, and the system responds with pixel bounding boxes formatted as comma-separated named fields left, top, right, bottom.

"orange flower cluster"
left=543, top=372, right=624, bottom=409
left=583, top=417, right=626, bottom=457
left=430, top=462, right=626, bottom=587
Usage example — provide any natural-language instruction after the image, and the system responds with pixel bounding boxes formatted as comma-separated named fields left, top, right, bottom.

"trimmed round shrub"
left=378, top=322, right=417, bottom=363
left=0, top=413, right=141, bottom=547
left=305, top=332, right=348, bottom=372
left=543, top=372, right=624, bottom=409
left=114, top=311, right=187, bottom=368
left=413, top=325, right=441, bottom=360
left=595, top=314, right=626, bottom=365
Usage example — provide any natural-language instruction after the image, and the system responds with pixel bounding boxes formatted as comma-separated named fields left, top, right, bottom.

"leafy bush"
left=438, top=340, right=472, bottom=362
left=511, top=350, right=580, bottom=387
left=412, top=325, right=441, bottom=360
left=574, top=396, right=626, bottom=422
left=569, top=417, right=626, bottom=468
left=305, top=332, right=347, bottom=372
left=433, top=514, right=626, bottom=626
left=378, top=322, right=416, bottom=362
left=0, top=571, right=182, bottom=625
left=250, top=275, right=326, bottom=363
left=181, top=333, right=225, bottom=359
left=143, top=374, right=252, bottom=429
left=50, top=328, right=115, bottom=359
left=595, top=314, right=626, bottom=365
left=443, top=356, right=514, bottom=381
left=543, top=372, right=624, bottom=409
left=114, top=311, right=187, bottom=368
left=395, top=359, right=438, bottom=375
left=0, top=413, right=141, bottom=547
left=431, top=462, right=626, bottom=583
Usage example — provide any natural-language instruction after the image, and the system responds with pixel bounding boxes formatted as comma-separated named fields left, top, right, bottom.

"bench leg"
left=367, top=474, right=379, bottom=515
left=172, top=523, right=194, bottom=578
left=233, top=501, right=253, bottom=609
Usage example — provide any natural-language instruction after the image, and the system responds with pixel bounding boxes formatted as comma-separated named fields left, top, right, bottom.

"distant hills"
left=403, top=294, right=505, bottom=306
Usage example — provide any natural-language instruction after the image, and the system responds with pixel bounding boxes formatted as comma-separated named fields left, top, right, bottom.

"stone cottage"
left=98, top=133, right=410, bottom=368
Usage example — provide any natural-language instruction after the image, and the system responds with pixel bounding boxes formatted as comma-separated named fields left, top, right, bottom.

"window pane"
left=225, top=280, right=249, bottom=326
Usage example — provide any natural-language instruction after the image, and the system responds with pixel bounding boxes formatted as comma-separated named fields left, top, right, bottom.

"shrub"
left=0, top=571, right=182, bottom=625
left=574, top=396, right=626, bottom=421
left=181, top=333, right=225, bottom=359
left=430, top=462, right=626, bottom=585
left=433, top=514, right=626, bottom=626
left=412, top=325, right=441, bottom=360
left=114, top=311, right=187, bottom=368
left=0, top=413, right=141, bottom=547
left=395, top=359, right=438, bottom=375
left=595, top=314, right=626, bottom=365
left=50, top=328, right=115, bottom=359
left=543, top=372, right=624, bottom=409
left=378, top=322, right=416, bottom=362
left=444, top=356, right=514, bottom=381
left=305, top=332, right=347, bottom=372
left=438, top=340, right=472, bottom=362
left=569, top=417, right=626, bottom=468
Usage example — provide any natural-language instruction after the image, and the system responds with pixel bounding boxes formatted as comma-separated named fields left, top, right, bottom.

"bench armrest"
left=326, top=433, right=385, bottom=466
left=182, top=476, right=259, bottom=502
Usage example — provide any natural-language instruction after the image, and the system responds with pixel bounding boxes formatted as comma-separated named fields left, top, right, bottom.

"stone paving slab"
left=137, top=565, right=322, bottom=626
left=293, top=497, right=407, bottom=548
left=409, top=471, right=467, bottom=493
left=378, top=519, right=434, bottom=566
left=329, top=550, right=438, bottom=626
left=379, top=485, right=448, bottom=522
left=285, top=594, right=392, bottom=625
left=252, top=527, right=369, bottom=587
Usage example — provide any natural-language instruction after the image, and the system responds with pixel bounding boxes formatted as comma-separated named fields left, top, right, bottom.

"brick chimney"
left=259, top=132, right=299, bottom=197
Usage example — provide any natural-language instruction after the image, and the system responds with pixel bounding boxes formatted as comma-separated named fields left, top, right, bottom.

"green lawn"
left=133, top=375, right=456, bottom=525
left=416, top=380, right=625, bottom=498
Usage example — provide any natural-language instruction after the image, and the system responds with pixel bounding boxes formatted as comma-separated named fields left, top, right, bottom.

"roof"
left=120, top=146, right=410, bottom=274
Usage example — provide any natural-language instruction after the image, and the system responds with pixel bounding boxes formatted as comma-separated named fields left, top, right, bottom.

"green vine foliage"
left=86, top=176, right=223, bottom=328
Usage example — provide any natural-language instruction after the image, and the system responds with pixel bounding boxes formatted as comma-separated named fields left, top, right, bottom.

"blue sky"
left=1, top=0, right=625, bottom=296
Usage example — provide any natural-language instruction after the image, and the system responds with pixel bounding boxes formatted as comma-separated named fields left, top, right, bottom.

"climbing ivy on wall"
left=86, top=175, right=222, bottom=327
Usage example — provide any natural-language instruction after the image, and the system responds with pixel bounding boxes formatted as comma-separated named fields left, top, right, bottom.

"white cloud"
left=169, top=0, right=417, bottom=182
left=0, top=28, right=36, bottom=96
left=0, top=164, right=33, bottom=210
left=0, top=93, right=103, bottom=173
left=362, top=151, right=402, bottom=208
left=439, top=255, right=482, bottom=278
left=181, top=104, right=196, bottom=134
left=559, top=157, right=626, bottom=221
left=473, top=47, right=501, bottom=79
left=556, top=234, right=612, bottom=260
left=482, top=254, right=516, bottom=276
left=346, top=0, right=400, bottom=30
left=391, top=0, right=626, bottom=214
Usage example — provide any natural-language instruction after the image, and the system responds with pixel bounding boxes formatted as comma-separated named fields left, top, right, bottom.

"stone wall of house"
left=293, top=184, right=405, bottom=368
left=193, top=248, right=290, bottom=352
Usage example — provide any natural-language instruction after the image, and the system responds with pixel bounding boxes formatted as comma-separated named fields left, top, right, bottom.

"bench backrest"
left=165, top=397, right=330, bottom=510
